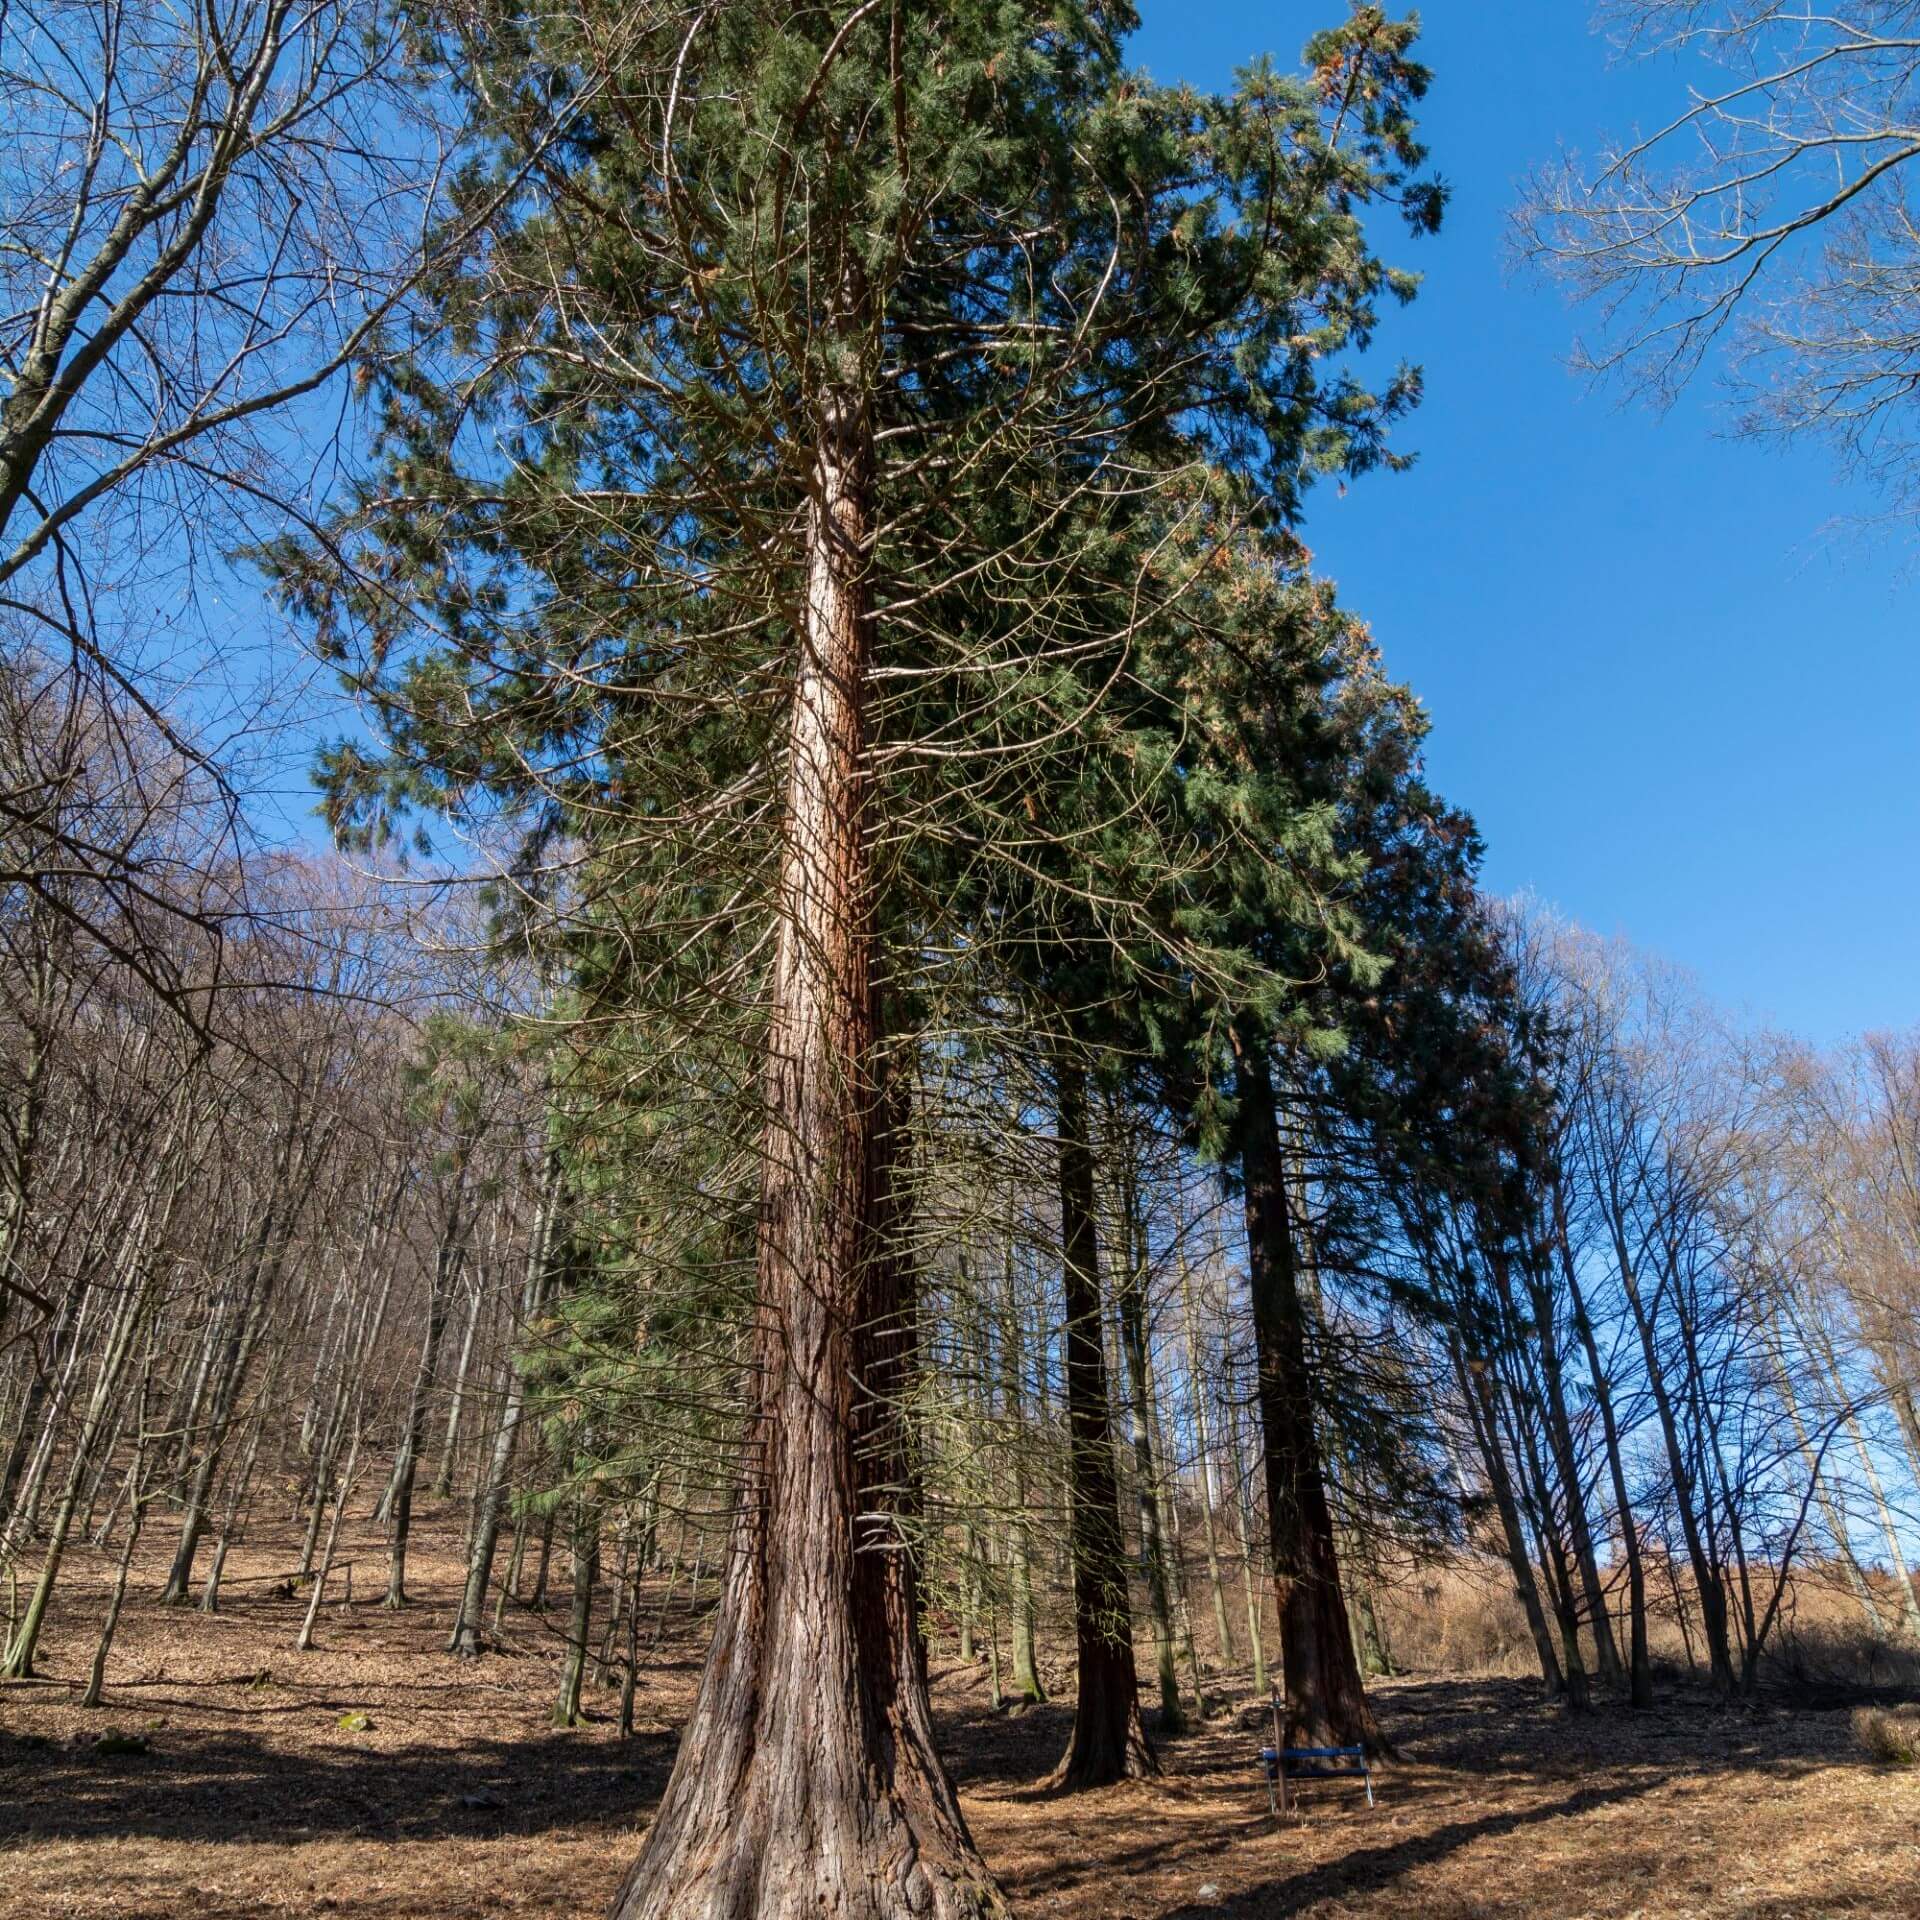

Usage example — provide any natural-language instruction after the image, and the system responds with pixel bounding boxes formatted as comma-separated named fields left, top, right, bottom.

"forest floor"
left=2, top=1508, right=1917, bottom=1920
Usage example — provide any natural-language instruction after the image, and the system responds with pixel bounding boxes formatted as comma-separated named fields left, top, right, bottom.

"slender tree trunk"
left=958, top=1520, right=981, bottom=1665
left=299, top=1283, right=343, bottom=1460
left=1843, top=1405, right=1920, bottom=1640
left=3, top=1353, right=124, bottom=1675
left=1795, top=1312, right=1920, bottom=1641
left=1774, top=1354, right=1884, bottom=1634
left=498, top=1501, right=531, bottom=1626
left=203, top=1405, right=268, bottom=1614
left=1352, top=1581, right=1391, bottom=1679
left=434, top=1275, right=485, bottom=1497
left=0, top=980, right=51, bottom=1356
left=82, top=1353, right=154, bottom=1708
left=530, top=1502, right=558, bottom=1609
left=163, top=1297, right=226, bottom=1506
left=1615, top=1248, right=1735, bottom=1694
left=620, top=1508, right=645, bottom=1740
left=0, top=1277, right=82, bottom=1530
left=1048, top=1052, right=1155, bottom=1788
left=1179, top=1263, right=1236, bottom=1665
left=1236, top=1045, right=1381, bottom=1753
left=75, top=1401, right=127, bottom=1541
left=1451, top=1334, right=1564, bottom=1697
left=82, top=1466, right=145, bottom=1708
left=1221, top=1383, right=1268, bottom=1695
left=3, top=1275, right=98, bottom=1548
left=1675, top=1281, right=1760, bottom=1684
left=1514, top=1249, right=1621, bottom=1689
left=611, top=388, right=1006, bottom=1920
left=298, top=1425, right=364, bottom=1653
left=1113, top=1139, right=1181, bottom=1732
left=594, top=1519, right=629, bottom=1689
left=1498, top=1361, right=1591, bottom=1709
left=555, top=1502, right=600, bottom=1726
left=93, top=1448, right=132, bottom=1553
left=387, top=1197, right=461, bottom=1607
left=450, top=1153, right=555, bottom=1657
left=2, top=1189, right=162, bottom=1679
left=997, top=1241, right=1044, bottom=1704
left=1553, top=1181, right=1652, bottom=1706
left=164, top=1264, right=279, bottom=1602
left=299, top=1452, right=334, bottom=1576
left=1151, top=1413, right=1209, bottom=1718
left=299, top=1257, right=397, bottom=1581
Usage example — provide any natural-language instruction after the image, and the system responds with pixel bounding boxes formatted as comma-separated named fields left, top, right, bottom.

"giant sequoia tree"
left=282, top=4, right=1440, bottom=1913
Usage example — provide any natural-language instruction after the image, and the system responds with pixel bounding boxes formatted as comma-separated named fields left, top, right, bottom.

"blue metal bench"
left=1257, top=1689, right=1375, bottom=1814
left=1263, top=1743, right=1373, bottom=1811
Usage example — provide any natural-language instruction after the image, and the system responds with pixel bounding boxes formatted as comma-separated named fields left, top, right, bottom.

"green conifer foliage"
left=272, top=6, right=1442, bottom=1911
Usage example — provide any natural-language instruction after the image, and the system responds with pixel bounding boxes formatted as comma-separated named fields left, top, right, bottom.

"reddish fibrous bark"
left=1236, top=1043, right=1386, bottom=1757
left=610, top=391, right=1006, bottom=1920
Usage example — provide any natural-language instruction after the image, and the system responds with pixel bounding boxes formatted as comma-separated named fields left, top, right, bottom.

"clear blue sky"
left=1128, top=4, right=1920, bottom=1046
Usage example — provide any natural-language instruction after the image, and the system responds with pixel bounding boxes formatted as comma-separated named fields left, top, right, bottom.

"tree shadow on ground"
left=933, top=1691, right=1216, bottom=1790
left=0, top=1720, right=676, bottom=1847
left=0, top=1668, right=1881, bottom=1877
left=1134, top=1777, right=1672, bottom=1917
left=940, top=1673, right=1886, bottom=1916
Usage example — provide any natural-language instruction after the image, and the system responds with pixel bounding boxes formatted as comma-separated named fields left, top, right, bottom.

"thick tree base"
left=1281, top=1656, right=1393, bottom=1761
left=1046, top=1682, right=1158, bottom=1792
left=1046, top=1738, right=1158, bottom=1792
left=1276, top=1571, right=1394, bottom=1761
left=612, top=1519, right=1009, bottom=1920
left=613, top=1800, right=1009, bottom=1920
left=1292, top=1703, right=1392, bottom=1762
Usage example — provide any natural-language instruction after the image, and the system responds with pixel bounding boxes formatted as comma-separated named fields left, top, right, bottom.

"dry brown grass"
left=1373, top=1560, right=1543, bottom=1678
left=2, top=1507, right=1918, bottom=1920
left=1855, top=1705, right=1920, bottom=1766
left=1374, top=1549, right=1920, bottom=1696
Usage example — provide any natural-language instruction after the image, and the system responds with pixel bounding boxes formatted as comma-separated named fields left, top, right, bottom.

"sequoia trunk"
left=610, top=392, right=1005, bottom=1920
left=1235, top=1043, right=1383, bottom=1755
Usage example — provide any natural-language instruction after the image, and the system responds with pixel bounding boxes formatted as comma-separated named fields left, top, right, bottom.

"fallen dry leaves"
left=2, top=1508, right=1915, bottom=1920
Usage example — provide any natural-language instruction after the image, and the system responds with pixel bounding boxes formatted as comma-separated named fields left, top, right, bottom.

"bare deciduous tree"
left=1519, top=3, right=1920, bottom=506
